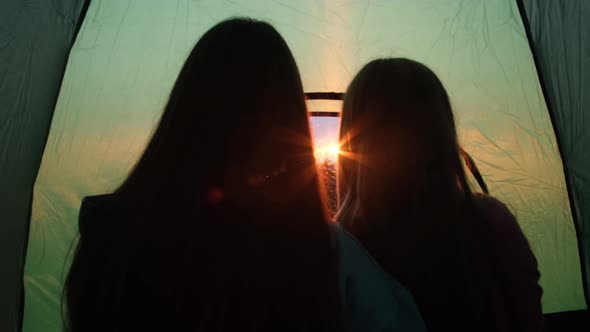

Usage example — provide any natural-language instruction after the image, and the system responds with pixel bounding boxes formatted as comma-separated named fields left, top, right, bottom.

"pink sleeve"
left=475, top=194, right=544, bottom=332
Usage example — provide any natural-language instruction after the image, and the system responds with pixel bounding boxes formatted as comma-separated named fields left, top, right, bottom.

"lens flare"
left=314, top=145, right=340, bottom=161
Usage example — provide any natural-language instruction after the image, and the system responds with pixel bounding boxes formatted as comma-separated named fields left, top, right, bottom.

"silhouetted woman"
left=337, top=58, right=542, bottom=332
left=64, top=20, right=425, bottom=332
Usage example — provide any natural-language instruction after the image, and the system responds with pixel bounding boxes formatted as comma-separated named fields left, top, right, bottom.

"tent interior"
left=1, top=0, right=589, bottom=331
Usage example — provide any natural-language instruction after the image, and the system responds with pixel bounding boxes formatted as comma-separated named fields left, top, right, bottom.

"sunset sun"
left=315, top=144, right=340, bottom=161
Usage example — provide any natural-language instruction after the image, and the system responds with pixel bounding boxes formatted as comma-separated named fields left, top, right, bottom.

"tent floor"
left=544, top=310, right=590, bottom=332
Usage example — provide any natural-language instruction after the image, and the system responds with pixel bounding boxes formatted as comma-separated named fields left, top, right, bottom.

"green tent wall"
left=0, top=1, right=588, bottom=331
left=0, top=1, right=88, bottom=331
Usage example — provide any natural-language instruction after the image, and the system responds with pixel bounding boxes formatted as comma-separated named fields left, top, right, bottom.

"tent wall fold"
left=520, top=0, right=590, bottom=308
left=0, top=1, right=89, bottom=331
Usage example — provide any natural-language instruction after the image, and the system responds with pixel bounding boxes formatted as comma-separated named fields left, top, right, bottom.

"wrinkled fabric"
left=0, top=1, right=86, bottom=331
left=522, top=0, right=590, bottom=310
left=20, top=1, right=586, bottom=331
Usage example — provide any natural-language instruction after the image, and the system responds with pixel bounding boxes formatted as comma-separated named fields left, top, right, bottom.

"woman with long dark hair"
left=337, top=58, right=543, bottom=332
left=64, top=20, right=425, bottom=332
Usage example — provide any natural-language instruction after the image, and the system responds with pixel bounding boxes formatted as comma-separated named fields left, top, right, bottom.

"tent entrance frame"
left=304, top=92, right=489, bottom=195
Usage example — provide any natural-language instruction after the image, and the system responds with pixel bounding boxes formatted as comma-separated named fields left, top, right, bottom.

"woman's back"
left=71, top=194, right=427, bottom=332
left=343, top=201, right=490, bottom=331
left=343, top=193, right=541, bottom=332
left=473, top=194, right=543, bottom=332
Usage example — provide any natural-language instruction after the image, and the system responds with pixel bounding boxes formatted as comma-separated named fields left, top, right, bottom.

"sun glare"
left=327, top=145, right=340, bottom=155
left=315, top=144, right=340, bottom=161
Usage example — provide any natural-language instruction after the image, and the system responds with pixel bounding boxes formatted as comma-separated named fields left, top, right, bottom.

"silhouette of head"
left=338, top=58, right=467, bottom=223
left=122, top=18, right=322, bottom=215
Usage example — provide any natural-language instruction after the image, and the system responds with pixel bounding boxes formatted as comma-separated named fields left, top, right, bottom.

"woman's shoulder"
left=472, top=193, right=513, bottom=216
left=79, top=193, right=115, bottom=237
left=471, top=193, right=538, bottom=269
left=80, top=194, right=114, bottom=215
left=331, top=223, right=426, bottom=332
left=471, top=193, right=520, bottom=231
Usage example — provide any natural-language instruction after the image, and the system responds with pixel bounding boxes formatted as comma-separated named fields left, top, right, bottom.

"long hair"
left=65, top=18, right=342, bottom=332
left=337, top=58, right=494, bottom=332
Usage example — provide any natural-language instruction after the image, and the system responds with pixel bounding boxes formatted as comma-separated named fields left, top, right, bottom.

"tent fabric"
left=8, top=0, right=585, bottom=330
left=520, top=0, right=590, bottom=306
left=0, top=1, right=88, bottom=331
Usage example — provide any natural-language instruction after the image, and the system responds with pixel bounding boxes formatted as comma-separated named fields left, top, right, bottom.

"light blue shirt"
left=332, top=224, right=427, bottom=332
